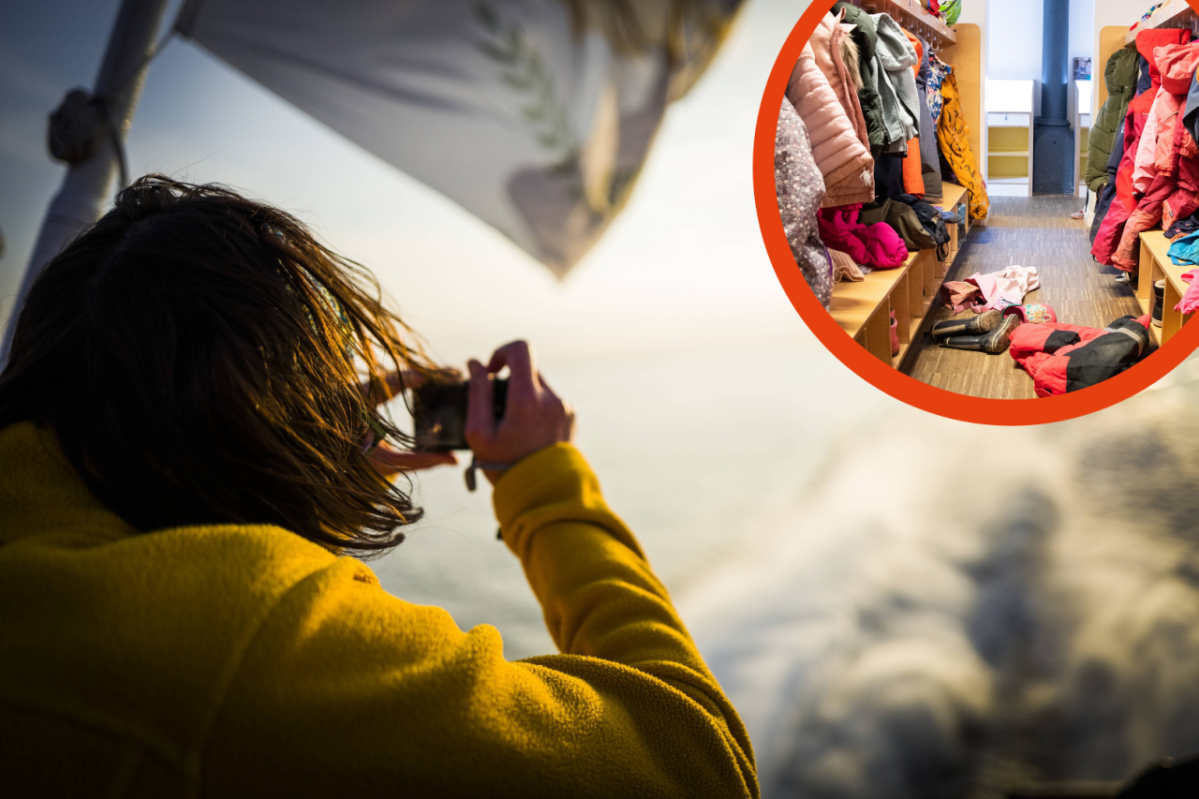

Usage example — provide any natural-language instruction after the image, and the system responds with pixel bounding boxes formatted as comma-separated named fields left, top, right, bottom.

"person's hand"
left=368, top=439, right=456, bottom=477
left=466, top=340, right=575, bottom=485
left=360, top=370, right=458, bottom=477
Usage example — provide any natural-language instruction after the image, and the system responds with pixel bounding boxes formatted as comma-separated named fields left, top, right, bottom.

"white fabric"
left=969, top=265, right=1040, bottom=312
left=176, top=0, right=741, bottom=277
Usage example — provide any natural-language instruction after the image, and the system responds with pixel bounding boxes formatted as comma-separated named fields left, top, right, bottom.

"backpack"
left=895, top=194, right=952, bottom=260
left=861, top=198, right=941, bottom=256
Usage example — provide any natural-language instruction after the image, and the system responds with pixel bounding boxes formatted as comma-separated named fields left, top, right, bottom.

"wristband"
left=465, top=454, right=514, bottom=492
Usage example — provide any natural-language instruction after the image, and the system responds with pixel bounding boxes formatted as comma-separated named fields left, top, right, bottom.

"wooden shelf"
left=828, top=184, right=971, bottom=370
left=830, top=255, right=918, bottom=339
left=853, top=0, right=957, bottom=48
left=1127, top=0, right=1197, bottom=44
left=1137, top=231, right=1195, bottom=346
left=1136, top=297, right=1162, bottom=346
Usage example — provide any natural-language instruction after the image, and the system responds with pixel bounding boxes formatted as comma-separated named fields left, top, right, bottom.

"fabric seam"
left=184, top=559, right=341, bottom=798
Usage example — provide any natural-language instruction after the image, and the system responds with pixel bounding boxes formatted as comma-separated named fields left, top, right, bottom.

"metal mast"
left=1, top=0, right=170, bottom=364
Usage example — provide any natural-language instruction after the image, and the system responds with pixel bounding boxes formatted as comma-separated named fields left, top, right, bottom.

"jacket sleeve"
left=1133, top=94, right=1163, bottom=195
left=201, top=444, right=758, bottom=799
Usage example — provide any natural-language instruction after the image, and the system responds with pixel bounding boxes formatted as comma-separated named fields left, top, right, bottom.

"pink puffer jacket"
left=1132, top=43, right=1199, bottom=194
left=810, top=13, right=872, bottom=158
left=786, top=14, right=875, bottom=208
left=1155, top=43, right=1199, bottom=172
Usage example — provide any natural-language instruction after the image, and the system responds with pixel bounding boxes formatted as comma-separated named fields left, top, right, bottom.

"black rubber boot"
left=930, top=309, right=1003, bottom=340
left=940, top=313, right=1022, bottom=354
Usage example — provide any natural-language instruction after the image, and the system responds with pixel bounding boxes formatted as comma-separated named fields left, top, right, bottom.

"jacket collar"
left=0, top=422, right=134, bottom=547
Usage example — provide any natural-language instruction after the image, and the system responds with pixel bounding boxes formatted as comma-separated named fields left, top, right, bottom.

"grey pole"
left=1, top=0, right=170, bottom=364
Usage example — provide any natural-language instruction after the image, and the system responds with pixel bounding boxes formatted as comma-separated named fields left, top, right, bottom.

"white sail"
left=176, top=0, right=742, bottom=277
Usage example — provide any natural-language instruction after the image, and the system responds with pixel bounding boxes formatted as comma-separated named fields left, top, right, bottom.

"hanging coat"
left=874, top=151, right=906, bottom=201
left=832, top=2, right=886, bottom=150
left=1091, top=117, right=1126, bottom=245
left=1137, top=54, right=1153, bottom=97
left=786, top=37, right=875, bottom=208
left=871, top=14, right=920, bottom=152
left=809, top=12, right=873, bottom=157
left=1184, top=69, right=1199, bottom=148
left=775, top=98, right=833, bottom=309
left=915, top=34, right=944, bottom=202
left=933, top=54, right=990, bottom=222
left=927, top=54, right=950, bottom=124
left=900, top=27, right=926, bottom=198
left=1110, top=39, right=1199, bottom=271
left=1092, top=28, right=1192, bottom=268
left=1086, top=45, right=1140, bottom=193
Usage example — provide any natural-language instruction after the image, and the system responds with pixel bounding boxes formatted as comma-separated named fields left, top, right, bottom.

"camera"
left=412, top=378, right=509, bottom=452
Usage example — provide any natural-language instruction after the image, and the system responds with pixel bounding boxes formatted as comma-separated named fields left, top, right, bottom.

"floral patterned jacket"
left=776, top=98, right=833, bottom=309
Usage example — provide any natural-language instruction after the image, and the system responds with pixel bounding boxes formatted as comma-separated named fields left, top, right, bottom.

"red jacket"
left=1111, top=41, right=1199, bottom=269
left=1010, top=316, right=1152, bottom=397
left=1093, top=28, right=1192, bottom=268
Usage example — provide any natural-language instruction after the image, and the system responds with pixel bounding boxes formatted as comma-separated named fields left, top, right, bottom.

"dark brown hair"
left=0, top=175, right=438, bottom=557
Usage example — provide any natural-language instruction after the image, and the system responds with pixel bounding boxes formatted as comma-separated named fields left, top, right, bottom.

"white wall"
left=1094, top=0, right=1142, bottom=31
left=987, top=0, right=1042, bottom=80
left=1071, top=0, right=1097, bottom=73
left=987, top=0, right=1095, bottom=81
left=1091, top=0, right=1147, bottom=116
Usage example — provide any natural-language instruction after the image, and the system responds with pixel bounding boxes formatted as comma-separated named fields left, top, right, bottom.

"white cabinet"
left=986, top=79, right=1040, bottom=196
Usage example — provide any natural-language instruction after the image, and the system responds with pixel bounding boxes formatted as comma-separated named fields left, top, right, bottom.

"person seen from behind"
left=0, top=176, right=758, bottom=798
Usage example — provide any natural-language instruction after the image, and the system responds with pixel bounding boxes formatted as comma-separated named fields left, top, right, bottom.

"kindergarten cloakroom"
left=777, top=0, right=1199, bottom=400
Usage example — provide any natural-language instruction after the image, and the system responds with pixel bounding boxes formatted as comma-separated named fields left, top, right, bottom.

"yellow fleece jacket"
left=0, top=422, right=757, bottom=798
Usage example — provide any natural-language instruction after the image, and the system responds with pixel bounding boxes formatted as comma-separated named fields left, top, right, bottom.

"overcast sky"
left=0, top=0, right=824, bottom=370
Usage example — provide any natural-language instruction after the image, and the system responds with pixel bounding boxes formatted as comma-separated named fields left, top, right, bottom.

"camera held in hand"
left=412, top=378, right=509, bottom=452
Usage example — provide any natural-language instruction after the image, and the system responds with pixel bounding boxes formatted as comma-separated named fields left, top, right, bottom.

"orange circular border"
left=755, top=0, right=1199, bottom=426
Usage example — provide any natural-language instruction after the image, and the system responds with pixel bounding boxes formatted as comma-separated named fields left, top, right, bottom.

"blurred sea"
left=373, top=342, right=888, bottom=659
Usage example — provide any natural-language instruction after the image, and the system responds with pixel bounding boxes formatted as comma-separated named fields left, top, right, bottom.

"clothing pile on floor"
left=1009, top=315, right=1153, bottom=397
left=926, top=299, right=1156, bottom=398
left=774, top=6, right=990, bottom=310
left=1090, top=28, right=1199, bottom=296
left=940, top=265, right=1040, bottom=314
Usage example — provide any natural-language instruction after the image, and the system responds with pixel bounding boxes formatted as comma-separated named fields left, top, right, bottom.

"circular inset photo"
left=757, top=0, right=1199, bottom=425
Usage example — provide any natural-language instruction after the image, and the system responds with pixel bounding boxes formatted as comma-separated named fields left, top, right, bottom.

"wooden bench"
left=1137, top=231, right=1196, bottom=345
left=829, top=183, right=971, bottom=367
left=938, top=183, right=971, bottom=274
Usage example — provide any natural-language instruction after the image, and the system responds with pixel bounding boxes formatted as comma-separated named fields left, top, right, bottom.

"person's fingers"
left=465, top=359, right=496, bottom=445
left=487, top=340, right=537, bottom=405
left=370, top=442, right=457, bottom=476
left=383, top=371, right=410, bottom=395
left=536, top=370, right=562, bottom=399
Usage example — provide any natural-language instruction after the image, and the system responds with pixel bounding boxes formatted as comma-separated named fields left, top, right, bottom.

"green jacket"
left=833, top=2, right=886, bottom=149
left=1086, top=45, right=1139, bottom=193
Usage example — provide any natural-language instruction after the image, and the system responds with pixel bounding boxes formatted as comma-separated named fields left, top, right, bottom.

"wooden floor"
left=903, top=195, right=1146, bottom=400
